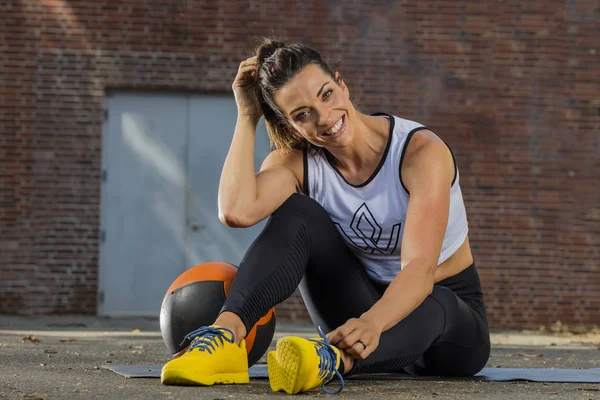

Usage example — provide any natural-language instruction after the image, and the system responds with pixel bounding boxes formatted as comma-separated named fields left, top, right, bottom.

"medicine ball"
left=159, top=261, right=276, bottom=366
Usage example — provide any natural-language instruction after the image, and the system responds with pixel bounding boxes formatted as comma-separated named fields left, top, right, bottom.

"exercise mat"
left=102, top=364, right=600, bottom=383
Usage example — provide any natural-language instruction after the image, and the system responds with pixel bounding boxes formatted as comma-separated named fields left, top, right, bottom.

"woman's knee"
left=273, top=193, right=331, bottom=221
left=430, top=285, right=490, bottom=349
left=420, top=340, right=491, bottom=377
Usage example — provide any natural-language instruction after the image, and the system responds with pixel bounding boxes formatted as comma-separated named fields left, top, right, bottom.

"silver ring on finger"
left=357, top=339, right=367, bottom=350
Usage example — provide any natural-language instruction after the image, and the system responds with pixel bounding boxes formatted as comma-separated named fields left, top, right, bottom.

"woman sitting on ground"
left=161, top=38, right=491, bottom=395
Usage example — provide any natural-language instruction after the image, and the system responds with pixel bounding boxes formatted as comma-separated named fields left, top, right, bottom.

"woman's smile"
left=321, top=114, right=346, bottom=140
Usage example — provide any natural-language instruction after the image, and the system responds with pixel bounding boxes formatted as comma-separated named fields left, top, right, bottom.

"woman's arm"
left=361, top=129, right=455, bottom=332
left=219, top=55, right=301, bottom=228
left=218, top=116, right=302, bottom=228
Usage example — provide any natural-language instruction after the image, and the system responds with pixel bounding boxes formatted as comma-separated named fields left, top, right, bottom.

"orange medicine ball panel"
left=164, top=261, right=238, bottom=297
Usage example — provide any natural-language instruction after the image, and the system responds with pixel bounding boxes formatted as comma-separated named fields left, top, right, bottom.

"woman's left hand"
left=325, top=316, right=382, bottom=360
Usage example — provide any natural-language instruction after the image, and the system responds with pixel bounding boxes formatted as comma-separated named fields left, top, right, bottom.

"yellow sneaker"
left=268, top=327, right=344, bottom=394
left=161, top=325, right=249, bottom=386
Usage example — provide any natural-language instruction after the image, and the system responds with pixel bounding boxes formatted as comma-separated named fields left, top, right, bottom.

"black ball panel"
left=247, top=313, right=277, bottom=366
left=160, top=281, right=227, bottom=355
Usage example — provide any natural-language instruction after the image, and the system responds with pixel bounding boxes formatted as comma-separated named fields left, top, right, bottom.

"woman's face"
left=273, top=64, right=355, bottom=148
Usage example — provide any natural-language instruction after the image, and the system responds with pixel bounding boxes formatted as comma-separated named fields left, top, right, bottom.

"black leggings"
left=221, top=194, right=491, bottom=376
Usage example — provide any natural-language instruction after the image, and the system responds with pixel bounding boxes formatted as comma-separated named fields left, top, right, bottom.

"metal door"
left=99, top=93, right=271, bottom=316
left=185, top=95, right=270, bottom=267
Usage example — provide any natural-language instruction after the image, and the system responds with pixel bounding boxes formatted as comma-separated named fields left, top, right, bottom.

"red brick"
left=0, top=0, right=598, bottom=330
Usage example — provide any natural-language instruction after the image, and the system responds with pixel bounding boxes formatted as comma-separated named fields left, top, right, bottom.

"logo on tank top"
left=334, top=203, right=401, bottom=255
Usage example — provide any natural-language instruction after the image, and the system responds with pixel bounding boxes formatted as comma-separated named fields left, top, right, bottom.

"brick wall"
left=1, top=0, right=598, bottom=329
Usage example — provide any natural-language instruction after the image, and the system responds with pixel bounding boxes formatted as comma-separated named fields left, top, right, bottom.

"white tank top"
left=304, top=114, right=469, bottom=283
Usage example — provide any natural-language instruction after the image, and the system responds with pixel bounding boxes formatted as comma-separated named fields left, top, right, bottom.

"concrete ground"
left=1, top=316, right=599, bottom=400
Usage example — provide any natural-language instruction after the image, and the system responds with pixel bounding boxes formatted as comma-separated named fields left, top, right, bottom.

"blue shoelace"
left=179, top=326, right=235, bottom=354
left=310, top=326, right=345, bottom=394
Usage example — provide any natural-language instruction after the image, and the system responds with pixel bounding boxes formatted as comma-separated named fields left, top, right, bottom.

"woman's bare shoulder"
left=260, top=148, right=304, bottom=186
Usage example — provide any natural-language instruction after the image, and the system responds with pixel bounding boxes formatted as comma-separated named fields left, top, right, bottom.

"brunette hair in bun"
left=254, top=38, right=337, bottom=151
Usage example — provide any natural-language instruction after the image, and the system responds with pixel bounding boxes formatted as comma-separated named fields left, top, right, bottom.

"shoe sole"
left=161, top=369, right=249, bottom=386
left=268, top=337, right=311, bottom=394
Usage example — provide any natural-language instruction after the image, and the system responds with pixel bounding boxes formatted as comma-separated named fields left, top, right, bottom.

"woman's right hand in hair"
left=232, top=56, right=263, bottom=120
